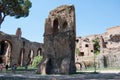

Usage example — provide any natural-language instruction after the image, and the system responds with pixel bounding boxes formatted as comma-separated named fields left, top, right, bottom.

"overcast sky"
left=1, top=0, right=120, bottom=43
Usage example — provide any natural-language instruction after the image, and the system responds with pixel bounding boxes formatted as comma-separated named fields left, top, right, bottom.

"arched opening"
left=0, top=41, right=8, bottom=55
left=75, top=63, right=82, bottom=70
left=79, top=52, right=84, bottom=56
left=76, top=39, right=79, bottom=43
left=37, top=48, right=42, bottom=56
left=18, top=48, right=25, bottom=66
left=0, top=40, right=12, bottom=65
left=75, top=62, right=86, bottom=70
left=23, top=41, right=25, bottom=47
left=103, top=56, right=107, bottom=68
left=85, top=44, right=89, bottom=47
left=53, top=18, right=59, bottom=34
left=62, top=21, right=68, bottom=29
left=46, top=58, right=53, bottom=74
left=27, top=50, right=34, bottom=65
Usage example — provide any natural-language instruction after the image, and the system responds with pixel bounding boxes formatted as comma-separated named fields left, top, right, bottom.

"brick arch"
left=62, top=20, right=68, bottom=29
left=18, top=48, right=25, bottom=66
left=37, top=48, right=42, bottom=56
left=75, top=62, right=82, bottom=70
left=53, top=18, right=59, bottom=34
left=0, top=39, right=13, bottom=51
left=27, top=49, right=34, bottom=65
left=0, top=40, right=12, bottom=65
left=75, top=62, right=86, bottom=70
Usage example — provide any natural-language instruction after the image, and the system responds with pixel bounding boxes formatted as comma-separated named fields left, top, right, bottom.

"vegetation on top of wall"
left=75, top=48, right=80, bottom=54
left=92, top=38, right=100, bottom=55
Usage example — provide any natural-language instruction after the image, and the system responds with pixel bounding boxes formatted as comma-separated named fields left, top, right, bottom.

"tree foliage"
left=0, top=0, right=32, bottom=27
left=32, top=56, right=43, bottom=68
left=92, top=38, right=100, bottom=55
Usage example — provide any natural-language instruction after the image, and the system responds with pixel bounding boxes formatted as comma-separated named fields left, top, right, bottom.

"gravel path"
left=0, top=70, right=120, bottom=80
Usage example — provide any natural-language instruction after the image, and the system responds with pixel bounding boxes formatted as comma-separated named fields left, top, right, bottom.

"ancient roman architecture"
left=75, top=26, right=120, bottom=70
left=0, top=28, right=43, bottom=67
left=16, top=27, right=22, bottom=39
left=39, top=5, right=76, bottom=74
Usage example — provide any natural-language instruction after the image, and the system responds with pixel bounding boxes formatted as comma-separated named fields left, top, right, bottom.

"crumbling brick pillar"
left=39, top=5, right=76, bottom=74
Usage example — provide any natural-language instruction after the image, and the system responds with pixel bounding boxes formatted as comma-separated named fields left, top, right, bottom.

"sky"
left=1, top=0, right=120, bottom=43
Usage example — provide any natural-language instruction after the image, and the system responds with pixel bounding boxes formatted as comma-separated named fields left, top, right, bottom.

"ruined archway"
left=37, top=48, right=42, bottom=56
left=0, top=40, right=12, bottom=65
left=62, top=21, right=68, bottom=29
left=53, top=18, right=59, bottom=34
left=103, top=56, right=107, bottom=68
left=40, top=5, right=76, bottom=74
left=75, top=63, right=82, bottom=70
left=27, top=49, right=34, bottom=65
left=46, top=58, right=53, bottom=74
left=18, top=48, right=25, bottom=66
left=75, top=62, right=86, bottom=70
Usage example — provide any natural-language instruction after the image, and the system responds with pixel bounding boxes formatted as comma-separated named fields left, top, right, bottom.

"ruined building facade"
left=75, top=35, right=99, bottom=70
left=98, top=26, right=120, bottom=68
left=39, top=5, right=76, bottom=74
left=0, top=28, right=43, bottom=67
left=75, top=26, right=120, bottom=69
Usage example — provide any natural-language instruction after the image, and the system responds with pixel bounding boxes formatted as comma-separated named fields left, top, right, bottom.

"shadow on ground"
left=0, top=71, right=120, bottom=80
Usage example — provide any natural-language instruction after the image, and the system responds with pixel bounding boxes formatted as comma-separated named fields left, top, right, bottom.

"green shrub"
left=32, top=56, right=43, bottom=68
left=92, top=38, right=100, bottom=55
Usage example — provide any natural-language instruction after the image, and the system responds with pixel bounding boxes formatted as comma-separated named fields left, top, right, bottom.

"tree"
left=93, top=38, right=100, bottom=55
left=92, top=38, right=100, bottom=72
left=0, top=0, right=32, bottom=28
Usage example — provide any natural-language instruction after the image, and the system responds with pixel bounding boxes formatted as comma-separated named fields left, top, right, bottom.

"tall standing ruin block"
left=40, top=5, right=76, bottom=74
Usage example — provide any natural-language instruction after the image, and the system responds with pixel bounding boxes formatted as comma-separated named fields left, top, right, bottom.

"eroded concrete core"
left=39, top=5, right=76, bottom=74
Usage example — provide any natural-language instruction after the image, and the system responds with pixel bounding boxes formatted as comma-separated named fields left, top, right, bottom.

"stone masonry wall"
left=39, top=5, right=76, bottom=74
left=0, top=31, right=43, bottom=67
left=76, top=26, right=120, bottom=69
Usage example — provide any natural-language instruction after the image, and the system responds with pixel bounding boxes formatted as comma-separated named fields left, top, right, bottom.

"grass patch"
left=77, top=66, right=120, bottom=73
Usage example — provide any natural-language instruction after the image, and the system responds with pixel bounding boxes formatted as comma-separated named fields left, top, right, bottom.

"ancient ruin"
left=0, top=28, right=43, bottom=66
left=16, top=27, right=22, bottom=39
left=75, top=26, right=120, bottom=70
left=39, top=5, right=76, bottom=74
left=1, top=3, right=120, bottom=76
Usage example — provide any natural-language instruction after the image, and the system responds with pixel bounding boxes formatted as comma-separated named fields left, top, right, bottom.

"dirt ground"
left=0, top=70, right=120, bottom=80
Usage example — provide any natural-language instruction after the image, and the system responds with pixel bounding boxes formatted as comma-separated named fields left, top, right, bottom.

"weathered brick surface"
left=0, top=31, right=43, bottom=66
left=39, top=5, right=76, bottom=74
